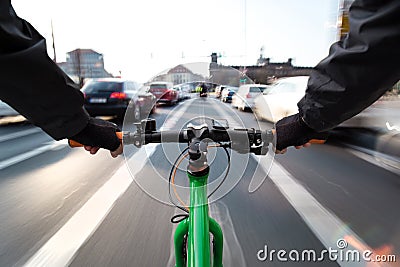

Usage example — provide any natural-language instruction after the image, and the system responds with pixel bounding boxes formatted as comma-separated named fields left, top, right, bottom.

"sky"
left=12, top=0, right=340, bottom=82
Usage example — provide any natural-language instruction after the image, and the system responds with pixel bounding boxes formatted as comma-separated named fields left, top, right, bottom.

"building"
left=150, top=64, right=205, bottom=85
left=57, top=49, right=112, bottom=85
left=209, top=64, right=243, bottom=87
left=231, top=58, right=312, bottom=84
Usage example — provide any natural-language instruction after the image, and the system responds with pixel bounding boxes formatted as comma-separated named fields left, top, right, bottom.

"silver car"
left=232, top=84, right=270, bottom=111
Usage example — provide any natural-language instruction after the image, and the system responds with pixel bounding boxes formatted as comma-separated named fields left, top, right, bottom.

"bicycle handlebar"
left=68, top=119, right=326, bottom=154
left=123, top=126, right=274, bottom=155
left=68, top=132, right=123, bottom=148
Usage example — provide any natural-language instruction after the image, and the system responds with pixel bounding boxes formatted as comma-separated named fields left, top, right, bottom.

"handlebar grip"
left=309, top=139, right=326, bottom=144
left=68, top=132, right=123, bottom=148
left=308, top=132, right=329, bottom=145
left=68, top=139, right=84, bottom=148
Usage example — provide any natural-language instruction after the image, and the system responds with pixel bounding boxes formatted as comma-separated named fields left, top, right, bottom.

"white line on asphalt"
left=211, top=98, right=243, bottom=129
left=265, top=161, right=382, bottom=267
left=0, top=141, right=67, bottom=170
left=345, top=145, right=400, bottom=176
left=23, top=100, right=194, bottom=267
left=209, top=202, right=247, bottom=266
left=23, top=164, right=134, bottom=267
left=159, top=98, right=195, bottom=131
left=22, top=99, right=380, bottom=267
left=0, top=127, right=42, bottom=143
left=209, top=99, right=382, bottom=266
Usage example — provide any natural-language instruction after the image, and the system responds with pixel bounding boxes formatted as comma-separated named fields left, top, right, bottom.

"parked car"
left=232, top=84, right=270, bottom=111
left=82, top=78, right=155, bottom=121
left=181, top=84, right=192, bottom=99
left=215, top=85, right=228, bottom=98
left=221, top=86, right=239, bottom=103
left=0, top=100, right=19, bottom=117
left=149, top=82, right=178, bottom=105
left=254, top=76, right=309, bottom=122
left=135, top=85, right=157, bottom=116
left=174, top=84, right=190, bottom=101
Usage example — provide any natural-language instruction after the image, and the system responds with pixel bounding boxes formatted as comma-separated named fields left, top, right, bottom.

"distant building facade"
left=57, top=49, right=112, bottom=85
left=232, top=58, right=312, bottom=84
left=151, top=64, right=205, bottom=85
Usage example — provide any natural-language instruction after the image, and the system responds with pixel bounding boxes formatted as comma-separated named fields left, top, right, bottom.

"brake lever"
left=127, top=122, right=143, bottom=148
left=251, top=130, right=274, bottom=155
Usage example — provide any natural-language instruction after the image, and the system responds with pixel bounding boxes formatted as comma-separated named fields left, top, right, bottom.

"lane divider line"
left=212, top=99, right=243, bottom=129
left=209, top=202, right=247, bottom=266
left=0, top=127, right=42, bottom=143
left=23, top=164, right=134, bottom=267
left=266, top=161, right=382, bottom=267
left=210, top=100, right=381, bottom=265
left=23, top=100, right=194, bottom=267
left=344, top=146, right=400, bottom=176
left=0, top=141, right=67, bottom=170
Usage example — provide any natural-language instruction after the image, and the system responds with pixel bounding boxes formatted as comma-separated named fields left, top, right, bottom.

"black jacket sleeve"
left=298, top=0, right=400, bottom=132
left=0, top=0, right=89, bottom=140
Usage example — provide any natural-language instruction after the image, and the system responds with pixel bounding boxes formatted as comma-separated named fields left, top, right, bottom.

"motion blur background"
left=1, top=0, right=400, bottom=266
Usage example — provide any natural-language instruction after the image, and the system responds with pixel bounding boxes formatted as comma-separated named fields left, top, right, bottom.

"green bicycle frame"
left=174, top=169, right=224, bottom=267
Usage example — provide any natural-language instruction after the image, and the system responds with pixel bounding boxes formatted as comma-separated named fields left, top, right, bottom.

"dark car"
left=82, top=78, right=156, bottom=121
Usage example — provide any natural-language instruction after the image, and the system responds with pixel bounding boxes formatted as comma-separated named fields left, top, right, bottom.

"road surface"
left=0, top=97, right=399, bottom=266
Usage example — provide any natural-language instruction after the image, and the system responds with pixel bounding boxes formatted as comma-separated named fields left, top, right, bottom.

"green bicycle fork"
left=174, top=169, right=223, bottom=267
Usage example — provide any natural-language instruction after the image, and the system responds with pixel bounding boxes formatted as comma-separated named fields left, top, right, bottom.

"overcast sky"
left=13, top=0, right=340, bottom=82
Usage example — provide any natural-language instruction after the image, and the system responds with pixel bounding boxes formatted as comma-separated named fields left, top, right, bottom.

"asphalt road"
left=0, top=97, right=399, bottom=267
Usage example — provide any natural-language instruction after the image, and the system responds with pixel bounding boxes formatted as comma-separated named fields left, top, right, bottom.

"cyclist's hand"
left=274, top=113, right=328, bottom=154
left=83, top=144, right=123, bottom=158
left=69, top=117, right=122, bottom=157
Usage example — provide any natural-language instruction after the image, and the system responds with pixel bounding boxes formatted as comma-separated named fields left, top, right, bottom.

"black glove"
left=275, top=113, right=329, bottom=151
left=70, top=118, right=121, bottom=151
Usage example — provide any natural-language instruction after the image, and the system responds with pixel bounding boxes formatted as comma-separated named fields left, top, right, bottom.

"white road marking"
left=23, top=164, right=134, bottom=267
left=266, top=161, right=382, bottom=267
left=345, top=145, right=400, bottom=176
left=209, top=202, right=247, bottom=266
left=200, top=99, right=383, bottom=266
left=23, top=100, right=193, bottom=267
left=0, top=127, right=42, bottom=143
left=159, top=99, right=195, bottom=131
left=210, top=99, right=243, bottom=129
left=0, top=140, right=67, bottom=170
left=22, top=99, right=384, bottom=267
